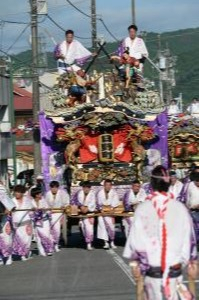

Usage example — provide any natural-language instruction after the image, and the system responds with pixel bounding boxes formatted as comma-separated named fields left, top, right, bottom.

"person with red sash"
left=123, top=165, right=198, bottom=299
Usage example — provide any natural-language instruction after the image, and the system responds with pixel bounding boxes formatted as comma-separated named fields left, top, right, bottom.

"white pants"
left=122, top=216, right=133, bottom=238
left=50, top=213, right=63, bottom=246
left=144, top=275, right=187, bottom=300
left=97, top=216, right=115, bottom=242
left=79, top=218, right=94, bottom=244
left=35, top=220, right=54, bottom=256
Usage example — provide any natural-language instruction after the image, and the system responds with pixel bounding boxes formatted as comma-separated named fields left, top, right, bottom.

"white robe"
left=96, top=188, right=120, bottom=242
left=0, top=193, right=15, bottom=258
left=168, top=180, right=183, bottom=200
left=123, top=188, right=147, bottom=238
left=45, top=189, right=70, bottom=246
left=123, top=37, right=148, bottom=60
left=123, top=192, right=197, bottom=300
left=123, top=188, right=147, bottom=207
left=77, top=190, right=96, bottom=244
left=32, top=198, right=54, bottom=256
left=57, top=40, right=91, bottom=73
left=187, top=102, right=199, bottom=118
left=12, top=197, right=33, bottom=257
left=167, top=104, right=180, bottom=115
left=186, top=181, right=199, bottom=208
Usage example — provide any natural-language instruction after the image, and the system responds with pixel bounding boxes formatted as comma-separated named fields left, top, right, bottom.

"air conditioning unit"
left=0, top=122, right=11, bottom=133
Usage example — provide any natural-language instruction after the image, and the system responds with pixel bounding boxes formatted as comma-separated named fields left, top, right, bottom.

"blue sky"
left=0, top=0, right=198, bottom=54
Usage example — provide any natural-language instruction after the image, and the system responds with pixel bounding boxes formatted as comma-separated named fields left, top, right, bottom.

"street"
left=0, top=226, right=198, bottom=300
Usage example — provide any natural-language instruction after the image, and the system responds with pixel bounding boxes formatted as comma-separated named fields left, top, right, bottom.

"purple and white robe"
left=54, top=39, right=92, bottom=74
left=186, top=181, right=199, bottom=243
left=12, top=197, right=33, bottom=257
left=45, top=189, right=70, bottom=247
left=0, top=193, right=15, bottom=259
left=31, top=198, right=54, bottom=256
left=96, top=188, right=120, bottom=242
left=75, top=189, right=96, bottom=244
left=168, top=180, right=183, bottom=200
left=122, top=188, right=147, bottom=238
left=123, top=192, right=197, bottom=300
left=118, top=36, right=148, bottom=72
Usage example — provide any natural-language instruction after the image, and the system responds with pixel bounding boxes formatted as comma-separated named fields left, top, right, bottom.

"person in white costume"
left=0, top=191, right=15, bottom=265
left=31, top=188, right=54, bottom=257
left=186, top=172, right=199, bottom=244
left=45, top=181, right=70, bottom=252
left=75, top=182, right=96, bottom=251
left=118, top=24, right=148, bottom=72
left=123, top=180, right=147, bottom=238
left=171, top=165, right=185, bottom=181
left=12, top=185, right=33, bottom=262
left=123, top=165, right=198, bottom=300
left=168, top=171, right=183, bottom=200
left=167, top=100, right=181, bottom=115
left=187, top=98, right=199, bottom=118
left=96, top=179, right=120, bottom=249
left=54, top=29, right=92, bottom=74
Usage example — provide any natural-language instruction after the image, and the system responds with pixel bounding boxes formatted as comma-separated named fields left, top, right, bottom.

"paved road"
left=0, top=227, right=198, bottom=300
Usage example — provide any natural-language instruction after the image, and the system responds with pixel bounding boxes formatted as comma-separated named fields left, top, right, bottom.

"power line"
left=66, top=0, right=119, bottom=42
left=98, top=18, right=119, bottom=42
left=48, top=0, right=89, bottom=10
left=0, top=19, right=29, bottom=25
left=47, top=14, right=91, bottom=40
left=6, top=24, right=30, bottom=53
left=0, top=16, right=46, bottom=26
left=66, top=0, right=91, bottom=18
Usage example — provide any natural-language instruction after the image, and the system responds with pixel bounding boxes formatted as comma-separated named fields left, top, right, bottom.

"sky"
left=0, top=0, right=198, bottom=54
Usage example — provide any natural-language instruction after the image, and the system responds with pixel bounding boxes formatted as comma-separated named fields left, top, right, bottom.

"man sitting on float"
left=187, top=98, right=199, bottom=118
left=54, top=29, right=92, bottom=75
left=167, top=99, right=181, bottom=115
left=54, top=29, right=97, bottom=102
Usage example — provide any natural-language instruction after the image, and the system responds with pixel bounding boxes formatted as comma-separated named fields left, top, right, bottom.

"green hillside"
left=13, top=27, right=199, bottom=103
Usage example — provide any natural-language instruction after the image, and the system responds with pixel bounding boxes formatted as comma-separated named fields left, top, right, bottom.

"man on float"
left=168, top=171, right=183, bottom=200
left=122, top=179, right=147, bottom=238
left=96, top=179, right=120, bottom=249
left=167, top=99, right=181, bottom=115
left=187, top=98, right=199, bottom=118
left=74, top=182, right=96, bottom=251
left=123, top=165, right=198, bottom=299
left=54, top=29, right=92, bottom=74
left=118, top=24, right=148, bottom=75
left=186, top=172, right=199, bottom=244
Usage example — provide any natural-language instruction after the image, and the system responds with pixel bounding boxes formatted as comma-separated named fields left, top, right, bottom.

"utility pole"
left=131, top=0, right=136, bottom=24
left=157, top=34, right=164, bottom=102
left=91, top=0, right=97, bottom=50
left=157, top=35, right=176, bottom=105
left=30, top=0, right=41, bottom=178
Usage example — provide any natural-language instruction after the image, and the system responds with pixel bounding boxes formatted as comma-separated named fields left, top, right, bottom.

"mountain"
left=13, top=27, right=199, bottom=103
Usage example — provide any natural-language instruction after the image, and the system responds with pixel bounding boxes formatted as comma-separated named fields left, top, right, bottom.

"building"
left=13, top=85, right=34, bottom=180
left=0, top=59, right=12, bottom=183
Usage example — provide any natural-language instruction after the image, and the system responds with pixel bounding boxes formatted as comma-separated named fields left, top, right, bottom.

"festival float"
left=39, top=44, right=168, bottom=197
left=168, top=114, right=199, bottom=168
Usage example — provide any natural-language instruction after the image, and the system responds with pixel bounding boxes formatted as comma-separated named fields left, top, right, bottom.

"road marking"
left=106, top=248, right=135, bottom=285
left=106, top=249, right=199, bottom=288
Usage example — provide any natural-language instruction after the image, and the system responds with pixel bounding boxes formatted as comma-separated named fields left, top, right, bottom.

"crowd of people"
left=167, top=97, right=199, bottom=118
left=0, top=165, right=199, bottom=298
